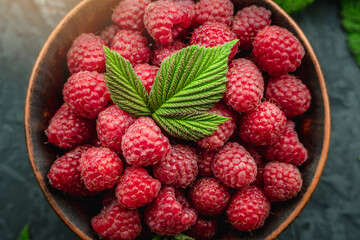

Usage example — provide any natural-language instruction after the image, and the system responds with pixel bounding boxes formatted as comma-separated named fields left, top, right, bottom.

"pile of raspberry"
left=46, top=0, right=311, bottom=239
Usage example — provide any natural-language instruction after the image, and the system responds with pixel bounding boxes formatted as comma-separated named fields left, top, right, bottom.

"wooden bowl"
left=25, top=0, right=330, bottom=239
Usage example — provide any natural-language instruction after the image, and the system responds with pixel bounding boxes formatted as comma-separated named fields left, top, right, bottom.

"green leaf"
left=18, top=224, right=30, bottom=240
left=104, top=46, right=151, bottom=116
left=273, top=0, right=315, bottom=14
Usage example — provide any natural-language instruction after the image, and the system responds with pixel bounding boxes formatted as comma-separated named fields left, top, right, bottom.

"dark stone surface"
left=0, top=0, right=359, bottom=239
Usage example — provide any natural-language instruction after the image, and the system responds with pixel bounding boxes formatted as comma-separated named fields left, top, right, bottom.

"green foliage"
left=18, top=224, right=30, bottom=240
left=273, top=0, right=315, bottom=14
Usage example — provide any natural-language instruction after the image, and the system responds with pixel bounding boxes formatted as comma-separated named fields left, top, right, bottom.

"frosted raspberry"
left=226, top=185, right=271, bottom=231
left=193, top=0, right=234, bottom=26
left=112, top=0, right=150, bottom=31
left=266, top=74, right=311, bottom=118
left=187, top=217, right=218, bottom=240
left=63, top=71, right=110, bottom=119
left=212, top=142, right=257, bottom=188
left=152, top=40, right=186, bottom=67
left=79, top=147, right=123, bottom=191
left=263, top=161, right=303, bottom=202
left=153, top=144, right=198, bottom=188
left=134, top=63, right=159, bottom=93
left=196, top=147, right=216, bottom=176
left=121, top=117, right=171, bottom=166
left=239, top=101, right=286, bottom=146
left=100, top=24, right=121, bottom=46
left=253, top=25, right=305, bottom=76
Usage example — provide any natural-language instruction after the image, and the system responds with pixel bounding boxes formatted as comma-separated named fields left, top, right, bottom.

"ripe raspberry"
left=253, top=167, right=264, bottom=187
left=212, top=142, right=257, bottom=188
left=197, top=103, right=237, bottom=151
left=134, top=63, right=159, bottom=93
left=152, top=40, right=186, bottom=67
left=174, top=0, right=195, bottom=20
left=187, top=217, right=218, bottom=240
left=115, top=166, right=161, bottom=209
left=225, top=58, right=264, bottom=113
left=226, top=185, right=271, bottom=231
left=48, top=145, right=95, bottom=196
left=63, top=71, right=110, bottom=119
left=232, top=5, right=272, bottom=49
left=193, top=0, right=234, bottom=26
left=79, top=147, right=123, bottom=191
left=189, top=177, right=230, bottom=216
left=263, top=121, right=308, bottom=166
left=174, top=188, right=191, bottom=208
left=253, top=25, right=305, bottom=76
left=111, top=30, right=152, bottom=66
left=96, top=105, right=137, bottom=152
left=45, top=103, right=94, bottom=149
left=145, top=186, right=197, bottom=235
left=239, top=101, right=286, bottom=146
left=111, top=0, right=150, bottom=31
left=263, top=161, right=303, bottom=202
left=144, top=0, right=191, bottom=45
left=121, top=117, right=171, bottom=166
left=196, top=147, right=216, bottom=176
left=266, top=74, right=311, bottom=118
left=153, top=144, right=198, bottom=188
left=190, top=21, right=239, bottom=60
left=67, top=33, right=106, bottom=74
left=91, top=199, right=142, bottom=240
left=242, top=143, right=263, bottom=167
left=100, top=24, right=121, bottom=46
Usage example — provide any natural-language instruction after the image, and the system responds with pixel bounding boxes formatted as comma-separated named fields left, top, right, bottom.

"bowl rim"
left=24, top=0, right=331, bottom=239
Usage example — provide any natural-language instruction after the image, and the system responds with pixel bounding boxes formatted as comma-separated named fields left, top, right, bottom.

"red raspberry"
left=145, top=186, right=197, bottom=236
left=266, top=74, right=311, bottom=118
left=100, top=24, right=121, bottom=46
left=263, top=161, right=303, bottom=202
left=193, top=0, right=234, bottom=26
left=91, top=199, right=142, bottom=240
left=79, top=147, right=123, bottom=191
left=226, top=185, right=271, bottom=231
left=96, top=105, right=137, bottom=152
left=134, top=63, right=159, bottom=93
left=263, top=121, right=308, bottom=166
left=189, top=177, right=230, bottom=216
left=153, top=144, right=198, bottom=188
left=190, top=21, right=239, bottom=60
left=144, top=0, right=191, bottom=45
left=115, top=166, right=161, bottom=209
left=253, top=167, right=264, bottom=187
left=110, top=30, right=152, bottom=66
left=152, top=40, right=186, bottom=67
left=197, top=103, right=237, bottom=151
left=45, top=103, right=94, bottom=149
left=67, top=33, right=106, bottom=74
left=111, top=0, right=150, bottom=31
left=187, top=217, right=218, bottom=240
left=48, top=145, right=95, bottom=196
left=232, top=5, right=272, bottom=49
left=239, top=101, right=286, bottom=146
left=253, top=25, right=305, bottom=76
left=121, top=117, right=171, bottom=166
left=63, top=71, right=110, bottom=119
left=242, top=143, right=263, bottom=167
left=212, top=142, right=257, bottom=188
left=174, top=0, right=195, bottom=20
left=225, top=58, right=264, bottom=113
left=196, top=147, right=216, bottom=176
left=174, top=188, right=191, bottom=208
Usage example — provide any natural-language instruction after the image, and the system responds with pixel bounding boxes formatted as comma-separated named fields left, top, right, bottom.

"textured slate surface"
left=0, top=0, right=359, bottom=239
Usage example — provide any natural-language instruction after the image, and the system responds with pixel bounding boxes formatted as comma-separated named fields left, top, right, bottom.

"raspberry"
left=153, top=144, right=198, bottom=188
left=67, top=33, right=106, bottom=74
left=232, top=5, right=272, bottom=49
left=263, top=161, right=303, bottom=202
left=253, top=167, right=264, bottom=187
left=189, top=177, right=230, bottom=216
left=266, top=74, right=311, bottom=118
left=121, top=117, right=171, bottom=166
left=190, top=21, right=239, bottom=60
left=239, top=101, right=286, bottom=146
left=45, top=103, right=94, bottom=149
left=212, top=142, right=257, bottom=188
left=187, top=217, right=218, bottom=240
left=111, top=0, right=150, bottom=31
left=48, top=145, right=95, bottom=196
left=115, top=166, right=161, bottom=209
left=134, top=63, right=159, bottom=93
left=225, top=58, right=264, bottom=113
left=196, top=147, right=216, bottom=176
left=100, top=24, right=121, bottom=46
left=91, top=199, right=142, bottom=240
left=242, top=143, right=263, bottom=167
left=263, top=121, right=308, bottom=166
left=253, top=25, right=305, bottom=76
left=174, top=188, right=191, bottom=208
left=63, top=71, right=110, bottom=119
left=110, top=30, right=152, bottom=66
left=96, top=105, right=137, bottom=152
left=197, top=103, right=237, bottom=151
left=174, top=0, right=195, bottom=20
left=193, top=0, right=234, bottom=26
left=144, top=186, right=197, bottom=235
left=144, top=0, right=191, bottom=45
left=152, top=40, right=186, bottom=67
left=79, top=147, right=123, bottom=191
left=226, top=185, right=271, bottom=231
